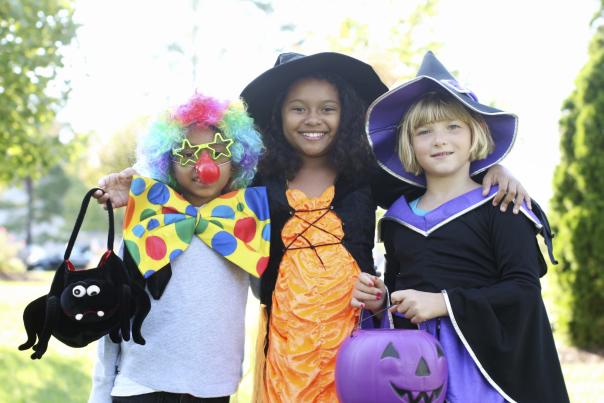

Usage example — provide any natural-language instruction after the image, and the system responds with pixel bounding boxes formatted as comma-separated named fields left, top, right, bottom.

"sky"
left=58, top=0, right=599, bottom=207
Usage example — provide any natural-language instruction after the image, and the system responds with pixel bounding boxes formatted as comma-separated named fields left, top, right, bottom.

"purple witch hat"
left=367, top=51, right=518, bottom=187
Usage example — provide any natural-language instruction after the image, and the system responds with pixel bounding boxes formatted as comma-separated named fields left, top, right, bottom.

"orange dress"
left=264, top=186, right=361, bottom=402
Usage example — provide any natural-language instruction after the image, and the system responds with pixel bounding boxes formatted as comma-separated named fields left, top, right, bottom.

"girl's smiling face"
left=411, top=119, right=473, bottom=178
left=280, top=78, right=341, bottom=161
left=172, top=126, right=232, bottom=206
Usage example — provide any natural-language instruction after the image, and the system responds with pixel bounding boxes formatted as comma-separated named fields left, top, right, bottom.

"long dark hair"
left=257, top=72, right=377, bottom=182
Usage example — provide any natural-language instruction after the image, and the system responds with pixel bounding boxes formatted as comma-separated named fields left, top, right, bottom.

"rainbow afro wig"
left=134, top=93, right=264, bottom=191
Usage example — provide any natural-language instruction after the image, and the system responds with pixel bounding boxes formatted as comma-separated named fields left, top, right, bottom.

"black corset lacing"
left=284, top=206, right=343, bottom=267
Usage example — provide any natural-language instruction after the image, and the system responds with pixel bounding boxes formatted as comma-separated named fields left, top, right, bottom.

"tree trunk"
left=25, top=176, right=34, bottom=246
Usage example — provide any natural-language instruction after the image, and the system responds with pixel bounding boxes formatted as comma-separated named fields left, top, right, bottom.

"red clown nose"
left=194, top=153, right=221, bottom=184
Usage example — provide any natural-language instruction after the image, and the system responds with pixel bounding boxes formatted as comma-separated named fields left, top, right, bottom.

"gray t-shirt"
left=89, top=237, right=249, bottom=401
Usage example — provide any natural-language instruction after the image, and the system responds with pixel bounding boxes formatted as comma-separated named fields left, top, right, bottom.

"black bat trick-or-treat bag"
left=19, top=188, right=150, bottom=359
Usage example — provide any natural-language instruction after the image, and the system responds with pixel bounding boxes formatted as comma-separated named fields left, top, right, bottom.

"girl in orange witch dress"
left=266, top=186, right=361, bottom=401
left=242, top=52, right=388, bottom=402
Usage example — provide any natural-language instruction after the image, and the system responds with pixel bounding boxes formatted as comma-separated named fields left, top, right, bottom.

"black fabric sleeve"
left=343, top=184, right=377, bottom=275
left=381, top=222, right=399, bottom=294
left=445, top=208, right=544, bottom=333
left=445, top=207, right=568, bottom=402
left=370, top=166, right=422, bottom=209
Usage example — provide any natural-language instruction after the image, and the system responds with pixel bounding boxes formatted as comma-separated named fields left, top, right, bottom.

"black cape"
left=381, top=188, right=569, bottom=403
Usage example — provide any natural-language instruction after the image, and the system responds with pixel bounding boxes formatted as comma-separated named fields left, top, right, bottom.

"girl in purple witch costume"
left=352, top=51, right=568, bottom=403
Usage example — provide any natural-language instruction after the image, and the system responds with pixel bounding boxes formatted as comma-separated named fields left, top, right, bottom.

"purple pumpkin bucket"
left=335, top=312, right=448, bottom=403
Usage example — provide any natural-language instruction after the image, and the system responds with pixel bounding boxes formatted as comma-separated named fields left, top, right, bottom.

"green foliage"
left=62, top=118, right=143, bottom=233
left=96, top=117, right=145, bottom=175
left=0, top=0, right=78, bottom=184
left=327, top=0, right=441, bottom=86
left=0, top=227, right=25, bottom=273
left=550, top=10, right=604, bottom=349
left=61, top=173, right=125, bottom=233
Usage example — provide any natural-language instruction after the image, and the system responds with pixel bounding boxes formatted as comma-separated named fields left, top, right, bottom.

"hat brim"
left=241, top=52, right=388, bottom=130
left=367, top=76, right=518, bottom=187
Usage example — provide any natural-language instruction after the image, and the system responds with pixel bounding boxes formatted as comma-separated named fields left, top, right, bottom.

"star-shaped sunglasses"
left=172, top=132, right=234, bottom=166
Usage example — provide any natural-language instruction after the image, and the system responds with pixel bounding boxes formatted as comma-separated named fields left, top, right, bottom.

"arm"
left=439, top=208, right=567, bottom=402
left=381, top=222, right=448, bottom=324
left=341, top=184, right=377, bottom=275
left=480, top=164, right=532, bottom=213
left=93, top=167, right=138, bottom=209
left=384, top=205, right=541, bottom=325
left=88, top=337, right=120, bottom=403
left=387, top=210, right=544, bottom=331
left=382, top=223, right=399, bottom=296
left=444, top=207, right=545, bottom=351
left=371, top=164, right=531, bottom=213
left=370, top=165, right=423, bottom=209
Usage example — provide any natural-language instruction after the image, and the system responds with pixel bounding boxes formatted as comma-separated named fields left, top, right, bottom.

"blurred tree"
left=82, top=117, right=145, bottom=181
left=0, top=0, right=79, bottom=183
left=0, top=227, right=26, bottom=274
left=3, top=164, right=75, bottom=242
left=326, top=0, right=441, bottom=86
left=60, top=173, right=122, bottom=235
left=58, top=118, right=146, bottom=237
left=1, top=160, right=121, bottom=245
left=0, top=0, right=80, bottom=245
left=246, top=0, right=273, bottom=13
left=165, top=0, right=291, bottom=88
left=550, top=3, right=604, bottom=349
left=66, top=117, right=145, bottom=233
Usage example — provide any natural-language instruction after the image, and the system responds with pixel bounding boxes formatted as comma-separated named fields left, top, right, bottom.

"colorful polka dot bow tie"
left=122, top=176, right=270, bottom=299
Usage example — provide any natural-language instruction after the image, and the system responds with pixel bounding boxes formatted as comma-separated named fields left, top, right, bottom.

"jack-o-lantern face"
left=335, top=329, right=448, bottom=403
left=379, top=340, right=446, bottom=402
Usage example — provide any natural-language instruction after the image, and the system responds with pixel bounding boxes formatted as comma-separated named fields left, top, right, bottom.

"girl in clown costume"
left=89, top=93, right=269, bottom=403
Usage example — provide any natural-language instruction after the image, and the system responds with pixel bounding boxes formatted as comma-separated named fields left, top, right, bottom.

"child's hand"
left=389, top=290, right=447, bottom=324
left=93, top=167, right=138, bottom=209
left=351, top=273, right=386, bottom=312
left=482, top=164, right=531, bottom=214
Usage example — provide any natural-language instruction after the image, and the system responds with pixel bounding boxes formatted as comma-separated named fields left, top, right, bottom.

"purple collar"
left=380, top=186, right=542, bottom=238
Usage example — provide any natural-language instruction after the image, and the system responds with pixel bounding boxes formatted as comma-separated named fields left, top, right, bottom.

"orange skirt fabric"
left=264, top=186, right=361, bottom=402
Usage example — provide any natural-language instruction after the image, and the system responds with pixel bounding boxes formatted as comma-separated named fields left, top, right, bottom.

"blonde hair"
left=398, top=92, right=494, bottom=175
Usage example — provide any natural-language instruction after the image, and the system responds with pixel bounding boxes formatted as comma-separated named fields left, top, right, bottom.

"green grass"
left=2, top=275, right=603, bottom=402
left=0, top=347, right=92, bottom=403
left=0, top=275, right=257, bottom=403
left=562, top=362, right=604, bottom=403
left=0, top=276, right=96, bottom=403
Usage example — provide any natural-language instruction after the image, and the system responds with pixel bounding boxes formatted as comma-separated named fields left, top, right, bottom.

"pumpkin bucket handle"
left=357, top=288, right=394, bottom=330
